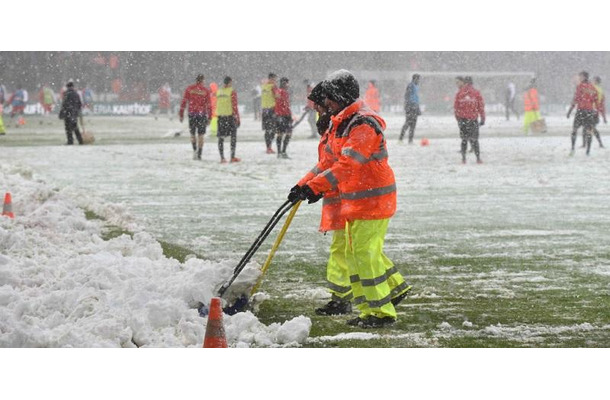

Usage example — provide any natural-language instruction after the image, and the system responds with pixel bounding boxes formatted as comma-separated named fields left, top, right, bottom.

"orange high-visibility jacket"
left=298, top=129, right=344, bottom=232
left=524, top=88, right=539, bottom=111
left=306, top=100, right=396, bottom=222
left=364, top=83, right=380, bottom=112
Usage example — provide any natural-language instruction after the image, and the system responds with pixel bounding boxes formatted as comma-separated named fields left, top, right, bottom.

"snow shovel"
left=79, top=114, right=95, bottom=144
left=223, top=200, right=301, bottom=315
left=201, top=199, right=301, bottom=315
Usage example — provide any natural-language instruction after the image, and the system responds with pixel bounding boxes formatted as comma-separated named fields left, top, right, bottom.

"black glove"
left=479, top=119, right=485, bottom=126
left=300, top=185, right=323, bottom=204
left=287, top=185, right=302, bottom=203
left=566, top=112, right=571, bottom=119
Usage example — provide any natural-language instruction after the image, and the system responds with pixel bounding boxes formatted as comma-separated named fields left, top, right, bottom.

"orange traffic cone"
left=203, top=297, right=228, bottom=348
left=2, top=192, right=14, bottom=219
left=420, top=137, right=430, bottom=146
left=17, top=117, right=26, bottom=126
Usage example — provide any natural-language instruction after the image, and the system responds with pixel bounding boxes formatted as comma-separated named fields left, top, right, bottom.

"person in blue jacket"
left=399, top=74, right=421, bottom=143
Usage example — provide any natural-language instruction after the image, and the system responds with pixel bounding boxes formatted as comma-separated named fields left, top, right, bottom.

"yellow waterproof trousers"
left=345, top=219, right=408, bottom=319
left=0, top=114, right=5, bottom=134
left=523, top=110, right=541, bottom=133
left=326, top=229, right=352, bottom=301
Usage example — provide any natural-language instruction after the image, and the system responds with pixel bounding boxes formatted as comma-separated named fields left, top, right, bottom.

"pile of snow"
left=0, top=163, right=310, bottom=347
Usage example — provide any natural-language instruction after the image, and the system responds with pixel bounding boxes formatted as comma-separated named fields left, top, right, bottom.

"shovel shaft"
left=231, top=200, right=291, bottom=275
left=217, top=200, right=295, bottom=297
left=250, top=200, right=301, bottom=295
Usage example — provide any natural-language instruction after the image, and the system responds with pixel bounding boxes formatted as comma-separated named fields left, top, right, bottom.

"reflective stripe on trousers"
left=345, top=218, right=401, bottom=319
left=326, top=229, right=352, bottom=301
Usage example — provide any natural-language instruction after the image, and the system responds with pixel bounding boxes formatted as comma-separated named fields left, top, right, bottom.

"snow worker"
left=454, top=76, right=485, bottom=164
left=216, top=76, right=241, bottom=164
left=261, top=73, right=278, bottom=154
left=292, top=82, right=352, bottom=316
left=0, top=103, right=5, bottom=135
left=59, top=81, right=83, bottom=145
left=364, top=80, right=380, bottom=113
left=288, top=70, right=411, bottom=328
left=567, top=71, right=599, bottom=156
left=179, top=74, right=212, bottom=160
left=274, top=77, right=293, bottom=159
left=523, top=78, right=541, bottom=134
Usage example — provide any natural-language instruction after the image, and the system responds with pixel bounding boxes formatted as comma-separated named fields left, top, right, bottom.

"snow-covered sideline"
left=0, top=163, right=310, bottom=347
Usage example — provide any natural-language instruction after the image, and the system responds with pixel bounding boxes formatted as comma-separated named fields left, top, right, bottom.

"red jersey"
left=179, top=83, right=212, bottom=119
left=158, top=86, right=171, bottom=109
left=572, top=82, right=598, bottom=111
left=274, top=87, right=291, bottom=116
left=454, top=84, right=485, bottom=121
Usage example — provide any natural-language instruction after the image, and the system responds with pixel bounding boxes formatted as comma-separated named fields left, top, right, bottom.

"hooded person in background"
left=59, top=81, right=83, bottom=145
left=289, top=70, right=411, bottom=328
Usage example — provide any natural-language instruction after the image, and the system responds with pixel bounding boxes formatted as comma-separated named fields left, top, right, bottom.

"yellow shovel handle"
left=250, top=200, right=301, bottom=295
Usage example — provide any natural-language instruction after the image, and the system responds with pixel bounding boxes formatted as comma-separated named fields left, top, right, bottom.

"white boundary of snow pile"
left=0, top=163, right=311, bottom=347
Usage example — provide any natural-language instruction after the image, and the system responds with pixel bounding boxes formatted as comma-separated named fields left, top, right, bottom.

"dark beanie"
left=307, top=81, right=326, bottom=107
left=323, top=69, right=359, bottom=108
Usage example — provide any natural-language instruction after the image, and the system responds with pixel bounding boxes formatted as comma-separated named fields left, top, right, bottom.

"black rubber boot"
left=347, top=315, right=396, bottom=328
left=315, top=300, right=352, bottom=316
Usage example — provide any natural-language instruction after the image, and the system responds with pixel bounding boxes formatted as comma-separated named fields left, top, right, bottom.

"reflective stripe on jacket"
left=306, top=100, right=397, bottom=222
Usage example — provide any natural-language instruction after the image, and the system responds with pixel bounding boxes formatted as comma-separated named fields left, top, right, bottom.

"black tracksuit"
left=60, top=88, right=83, bottom=145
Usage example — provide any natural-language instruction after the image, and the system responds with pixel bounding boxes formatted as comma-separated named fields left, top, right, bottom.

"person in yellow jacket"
left=589, top=76, right=606, bottom=148
left=261, top=73, right=278, bottom=153
left=0, top=104, right=5, bottom=135
left=216, top=76, right=241, bottom=163
left=289, top=70, right=411, bottom=328
left=523, top=78, right=541, bottom=134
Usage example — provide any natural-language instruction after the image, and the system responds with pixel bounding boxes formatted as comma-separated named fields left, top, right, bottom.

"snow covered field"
left=1, top=112, right=609, bottom=348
